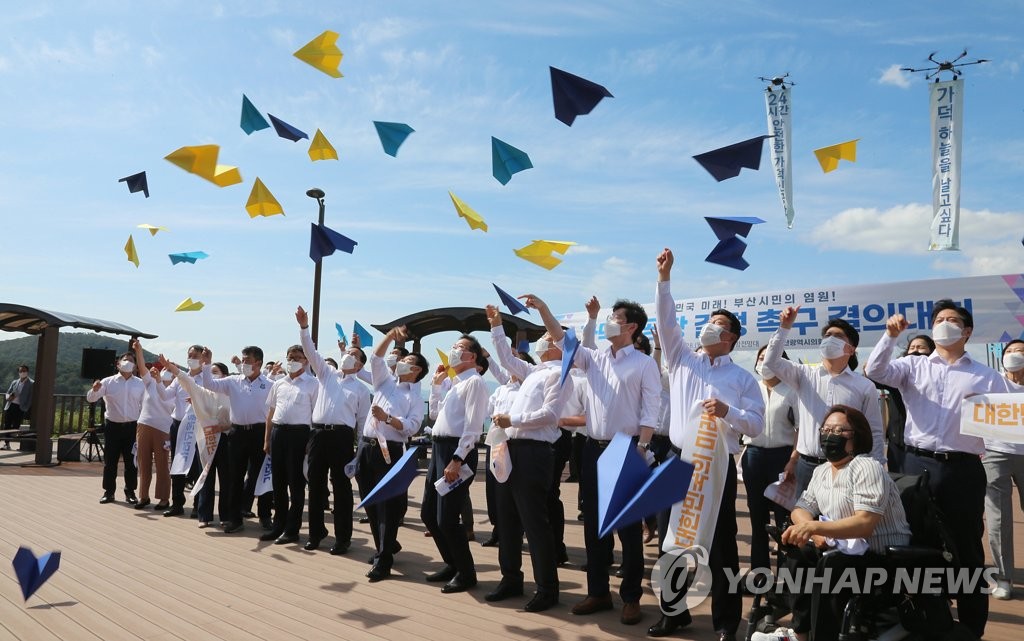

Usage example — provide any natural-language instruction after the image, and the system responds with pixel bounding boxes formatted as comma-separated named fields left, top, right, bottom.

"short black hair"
left=1006, top=339, right=1024, bottom=351
left=825, top=405, right=872, bottom=456
left=325, top=358, right=338, bottom=369
left=633, top=333, right=652, bottom=355
left=350, top=347, right=367, bottom=365
left=392, top=346, right=410, bottom=358
left=822, top=318, right=860, bottom=370
left=212, top=362, right=229, bottom=377
left=17, top=364, right=29, bottom=372
left=903, top=334, right=935, bottom=356
left=458, top=335, right=486, bottom=372
left=755, top=344, right=789, bottom=362
left=286, top=345, right=305, bottom=358
left=710, top=309, right=741, bottom=351
left=242, top=346, right=264, bottom=363
left=613, top=300, right=648, bottom=342
left=410, top=353, right=429, bottom=382
left=188, top=344, right=205, bottom=355
left=930, top=299, right=974, bottom=328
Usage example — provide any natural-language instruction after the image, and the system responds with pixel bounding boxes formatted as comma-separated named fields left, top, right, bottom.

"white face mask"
left=1003, top=351, right=1024, bottom=373
left=755, top=363, right=775, bottom=380
left=535, top=339, right=551, bottom=358
left=395, top=361, right=414, bottom=377
left=932, top=321, right=963, bottom=347
left=161, top=370, right=174, bottom=383
left=699, top=323, right=725, bottom=347
left=118, top=360, right=135, bottom=373
left=384, top=354, right=398, bottom=369
left=285, top=360, right=304, bottom=374
left=212, top=372, right=225, bottom=380
left=449, top=347, right=464, bottom=367
left=187, top=358, right=201, bottom=371
left=340, top=354, right=358, bottom=371
left=604, top=321, right=622, bottom=339
left=241, top=363, right=254, bottom=377
left=819, top=335, right=847, bottom=360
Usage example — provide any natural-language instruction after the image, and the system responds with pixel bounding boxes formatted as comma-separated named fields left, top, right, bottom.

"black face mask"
left=820, top=433, right=851, bottom=463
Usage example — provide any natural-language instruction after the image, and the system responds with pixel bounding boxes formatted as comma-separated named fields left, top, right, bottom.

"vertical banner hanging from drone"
left=928, top=79, right=963, bottom=251
left=765, top=85, right=794, bottom=228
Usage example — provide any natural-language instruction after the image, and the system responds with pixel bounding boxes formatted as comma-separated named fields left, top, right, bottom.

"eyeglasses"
left=820, top=424, right=853, bottom=436
left=605, top=314, right=626, bottom=325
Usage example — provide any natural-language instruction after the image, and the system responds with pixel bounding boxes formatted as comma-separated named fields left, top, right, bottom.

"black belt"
left=275, top=423, right=310, bottom=429
left=800, top=453, right=827, bottom=465
left=670, top=445, right=681, bottom=456
left=232, top=423, right=264, bottom=431
left=587, top=435, right=638, bottom=450
left=506, top=439, right=551, bottom=447
left=363, top=436, right=402, bottom=447
left=106, top=420, right=136, bottom=427
left=902, top=443, right=977, bottom=463
left=432, top=436, right=459, bottom=444
left=313, top=423, right=351, bottom=431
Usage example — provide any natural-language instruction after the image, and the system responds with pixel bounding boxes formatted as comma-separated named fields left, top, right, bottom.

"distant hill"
left=0, top=332, right=157, bottom=395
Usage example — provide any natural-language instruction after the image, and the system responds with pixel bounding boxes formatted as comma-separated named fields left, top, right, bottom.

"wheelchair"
left=744, top=472, right=975, bottom=641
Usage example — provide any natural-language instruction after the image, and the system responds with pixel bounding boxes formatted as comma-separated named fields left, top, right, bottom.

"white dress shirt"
left=488, top=381, right=521, bottom=418
left=765, top=327, right=885, bottom=462
left=158, top=371, right=203, bottom=421
left=267, top=372, right=319, bottom=426
left=300, top=328, right=371, bottom=427
left=566, top=334, right=661, bottom=441
left=137, top=372, right=174, bottom=433
left=865, top=332, right=1011, bottom=455
left=200, top=366, right=273, bottom=425
left=559, top=370, right=589, bottom=434
left=746, top=380, right=798, bottom=449
left=491, top=326, right=573, bottom=443
left=362, top=354, right=425, bottom=442
left=656, top=280, right=764, bottom=454
left=86, top=374, right=144, bottom=423
left=429, top=368, right=489, bottom=461
left=655, top=371, right=671, bottom=436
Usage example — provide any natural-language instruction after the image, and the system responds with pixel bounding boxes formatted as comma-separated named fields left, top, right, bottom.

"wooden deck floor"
left=1, top=448, right=1021, bottom=640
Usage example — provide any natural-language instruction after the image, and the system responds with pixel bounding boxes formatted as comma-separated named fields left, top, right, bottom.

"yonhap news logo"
left=651, top=546, right=712, bottom=615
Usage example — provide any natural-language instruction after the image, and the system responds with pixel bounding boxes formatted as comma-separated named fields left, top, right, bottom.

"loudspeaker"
left=81, top=348, right=116, bottom=379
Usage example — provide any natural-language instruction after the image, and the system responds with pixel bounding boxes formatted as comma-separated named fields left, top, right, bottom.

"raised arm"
left=654, top=248, right=690, bottom=367
left=296, top=305, right=335, bottom=379
left=486, top=305, right=531, bottom=382
left=864, top=314, right=912, bottom=388
left=582, top=296, right=600, bottom=349
left=762, top=306, right=803, bottom=388
left=522, top=293, right=564, bottom=342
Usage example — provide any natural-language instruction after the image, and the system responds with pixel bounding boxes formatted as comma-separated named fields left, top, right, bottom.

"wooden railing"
left=50, top=394, right=100, bottom=436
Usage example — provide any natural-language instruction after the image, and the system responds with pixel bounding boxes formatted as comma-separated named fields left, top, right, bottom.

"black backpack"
left=890, top=471, right=958, bottom=565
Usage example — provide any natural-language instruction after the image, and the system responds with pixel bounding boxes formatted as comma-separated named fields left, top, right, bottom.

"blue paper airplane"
left=240, top=94, right=270, bottom=135
left=373, top=121, right=414, bottom=157
left=550, top=67, right=613, bottom=126
left=335, top=322, right=346, bottom=342
left=596, top=433, right=694, bottom=538
left=491, top=137, right=533, bottom=185
left=118, top=171, right=149, bottom=198
left=493, top=283, right=529, bottom=316
left=12, top=546, right=61, bottom=601
left=310, top=223, right=357, bottom=262
left=704, top=217, right=764, bottom=271
left=356, top=446, right=420, bottom=508
left=560, top=326, right=580, bottom=388
left=268, top=113, right=309, bottom=142
left=168, top=251, right=210, bottom=265
left=353, top=320, right=373, bottom=347
left=693, top=135, right=771, bottom=182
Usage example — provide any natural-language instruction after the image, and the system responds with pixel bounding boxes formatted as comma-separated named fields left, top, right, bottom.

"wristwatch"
left=638, top=441, right=651, bottom=451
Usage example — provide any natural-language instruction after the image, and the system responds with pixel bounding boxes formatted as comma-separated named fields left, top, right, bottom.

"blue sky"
left=1, top=1, right=1022, bottom=372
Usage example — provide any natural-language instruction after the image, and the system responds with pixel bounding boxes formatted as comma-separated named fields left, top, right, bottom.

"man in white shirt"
left=422, top=335, right=490, bottom=594
left=259, top=344, right=318, bottom=545
left=360, top=326, right=428, bottom=582
left=651, top=249, right=765, bottom=641
left=530, top=292, right=661, bottom=627
left=87, top=349, right=145, bottom=504
left=296, top=306, right=370, bottom=554
left=763, top=306, right=884, bottom=497
left=865, top=299, right=1011, bottom=639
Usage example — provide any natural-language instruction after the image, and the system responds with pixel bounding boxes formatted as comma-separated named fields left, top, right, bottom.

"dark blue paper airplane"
left=118, top=171, right=149, bottom=198
left=310, top=223, right=357, bottom=262
left=493, top=283, right=529, bottom=316
left=560, top=326, right=580, bottom=388
left=268, top=113, right=309, bottom=141
left=12, top=546, right=61, bottom=601
left=704, top=217, right=764, bottom=271
left=550, top=66, right=613, bottom=126
left=693, top=135, right=771, bottom=182
left=357, top=446, right=420, bottom=508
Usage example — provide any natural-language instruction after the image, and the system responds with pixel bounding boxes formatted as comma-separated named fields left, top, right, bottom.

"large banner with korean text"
left=557, top=273, right=1024, bottom=351
left=961, top=394, right=1024, bottom=444
left=765, top=85, right=794, bottom=228
left=929, top=79, right=963, bottom=251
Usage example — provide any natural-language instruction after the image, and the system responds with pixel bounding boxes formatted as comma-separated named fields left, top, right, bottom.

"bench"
left=0, top=428, right=37, bottom=452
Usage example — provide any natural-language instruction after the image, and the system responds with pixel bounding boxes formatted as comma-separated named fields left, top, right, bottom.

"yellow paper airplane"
left=124, top=234, right=139, bottom=268
left=175, top=297, right=205, bottom=312
left=435, top=347, right=456, bottom=380
left=137, top=224, right=169, bottom=236
left=308, top=129, right=339, bottom=161
left=294, top=30, right=343, bottom=78
left=813, top=139, right=859, bottom=173
left=245, top=178, right=284, bottom=218
left=165, top=145, right=242, bottom=187
left=448, top=191, right=488, bottom=232
left=513, top=240, right=577, bottom=270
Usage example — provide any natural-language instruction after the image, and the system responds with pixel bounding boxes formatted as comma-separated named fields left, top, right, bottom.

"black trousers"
left=484, top=443, right=499, bottom=535
left=497, top=439, right=558, bottom=593
left=169, top=418, right=200, bottom=509
left=227, top=424, right=272, bottom=522
left=357, top=439, right=407, bottom=570
left=102, top=420, right=138, bottom=494
left=659, top=454, right=742, bottom=635
left=3, top=403, right=24, bottom=429
left=904, top=451, right=988, bottom=638
left=421, top=439, right=477, bottom=577
left=548, top=428, right=573, bottom=557
left=581, top=437, right=644, bottom=602
left=196, top=432, right=231, bottom=522
left=645, top=435, right=674, bottom=532
left=306, top=425, right=355, bottom=544
left=569, top=431, right=585, bottom=479
left=270, top=424, right=310, bottom=536
left=741, top=445, right=793, bottom=572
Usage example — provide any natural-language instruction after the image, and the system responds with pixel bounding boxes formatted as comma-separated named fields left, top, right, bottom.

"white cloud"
left=566, top=244, right=601, bottom=255
left=878, top=64, right=911, bottom=88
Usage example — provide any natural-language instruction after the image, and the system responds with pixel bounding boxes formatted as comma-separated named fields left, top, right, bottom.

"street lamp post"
left=307, top=188, right=326, bottom=347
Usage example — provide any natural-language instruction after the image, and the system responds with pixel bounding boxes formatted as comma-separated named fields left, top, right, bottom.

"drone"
left=901, top=50, right=989, bottom=81
left=759, top=73, right=795, bottom=91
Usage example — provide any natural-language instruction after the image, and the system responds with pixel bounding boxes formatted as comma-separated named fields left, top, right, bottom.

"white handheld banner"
left=189, top=424, right=221, bottom=498
left=929, top=79, right=963, bottom=251
left=765, top=85, right=794, bottom=228
left=255, top=455, right=273, bottom=496
left=169, top=410, right=198, bottom=475
left=960, top=393, right=1024, bottom=444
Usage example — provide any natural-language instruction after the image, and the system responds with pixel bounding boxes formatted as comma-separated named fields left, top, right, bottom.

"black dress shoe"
left=154, top=502, right=169, bottom=510
left=275, top=534, right=299, bottom=545
left=524, top=591, right=559, bottom=613
left=715, top=633, right=736, bottom=641
left=243, top=511, right=256, bottom=518
left=359, top=515, right=370, bottom=523
left=441, top=573, right=477, bottom=593
left=133, top=499, right=151, bottom=510
left=557, top=548, right=570, bottom=566
left=615, top=566, right=624, bottom=578
left=480, top=534, right=500, bottom=547
left=330, top=542, right=350, bottom=556
left=259, top=530, right=283, bottom=542
left=224, top=521, right=244, bottom=534
left=304, top=538, right=322, bottom=551
left=366, top=565, right=391, bottom=582
left=647, top=611, right=692, bottom=637
left=425, top=565, right=457, bottom=583
left=99, top=494, right=115, bottom=504
left=163, top=506, right=184, bottom=517
left=485, top=581, right=524, bottom=602
left=125, top=492, right=138, bottom=505
left=259, top=517, right=274, bottom=531
left=367, top=553, right=378, bottom=565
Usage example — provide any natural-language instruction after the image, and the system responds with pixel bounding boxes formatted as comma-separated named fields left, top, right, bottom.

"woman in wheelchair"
left=769, top=405, right=912, bottom=641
